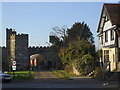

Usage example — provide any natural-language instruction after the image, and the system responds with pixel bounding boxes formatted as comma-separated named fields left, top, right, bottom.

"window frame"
left=101, top=35, right=103, bottom=44
left=105, top=31, right=108, bottom=42
left=104, top=50, right=109, bottom=62
left=111, top=30, right=114, bottom=41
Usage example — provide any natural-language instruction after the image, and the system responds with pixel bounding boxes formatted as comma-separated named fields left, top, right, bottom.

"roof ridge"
left=104, top=3, right=120, bottom=5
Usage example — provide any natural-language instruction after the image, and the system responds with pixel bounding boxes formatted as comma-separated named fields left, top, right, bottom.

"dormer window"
left=105, top=31, right=108, bottom=42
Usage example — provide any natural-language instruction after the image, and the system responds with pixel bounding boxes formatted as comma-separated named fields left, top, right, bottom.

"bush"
left=59, top=39, right=96, bottom=76
left=93, top=67, right=105, bottom=80
left=64, top=64, right=73, bottom=74
left=73, top=54, right=94, bottom=76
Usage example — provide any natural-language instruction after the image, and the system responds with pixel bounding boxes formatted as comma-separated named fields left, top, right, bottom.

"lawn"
left=5, top=71, right=35, bottom=81
left=53, top=70, right=74, bottom=80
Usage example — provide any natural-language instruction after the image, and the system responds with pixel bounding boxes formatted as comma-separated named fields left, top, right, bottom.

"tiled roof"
left=104, top=3, right=120, bottom=25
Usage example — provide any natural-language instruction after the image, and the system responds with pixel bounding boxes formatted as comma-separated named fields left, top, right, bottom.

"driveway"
left=34, top=71, right=57, bottom=79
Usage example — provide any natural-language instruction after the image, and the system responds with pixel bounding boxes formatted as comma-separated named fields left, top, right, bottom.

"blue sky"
left=1, top=2, right=118, bottom=47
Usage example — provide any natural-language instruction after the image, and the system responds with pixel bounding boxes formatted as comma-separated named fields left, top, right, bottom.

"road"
left=2, top=71, right=119, bottom=89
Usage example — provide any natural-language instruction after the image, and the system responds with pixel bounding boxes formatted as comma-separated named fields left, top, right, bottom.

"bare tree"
left=51, top=25, right=67, bottom=41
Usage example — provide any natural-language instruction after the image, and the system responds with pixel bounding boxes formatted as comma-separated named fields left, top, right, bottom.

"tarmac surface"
left=1, top=71, right=119, bottom=89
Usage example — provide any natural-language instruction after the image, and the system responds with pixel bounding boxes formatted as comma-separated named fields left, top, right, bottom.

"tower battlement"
left=17, top=33, right=28, bottom=36
left=6, top=28, right=13, bottom=31
left=17, top=34, right=28, bottom=39
left=28, top=46, right=50, bottom=50
left=6, top=28, right=16, bottom=34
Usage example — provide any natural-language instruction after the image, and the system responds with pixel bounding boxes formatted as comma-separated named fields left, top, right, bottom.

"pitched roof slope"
left=97, top=3, right=120, bottom=32
left=104, top=3, right=120, bottom=25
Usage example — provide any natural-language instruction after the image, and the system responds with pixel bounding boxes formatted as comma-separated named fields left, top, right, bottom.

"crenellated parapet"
left=6, top=28, right=15, bottom=32
left=6, top=28, right=16, bottom=35
left=16, top=34, right=28, bottom=40
left=6, top=28, right=28, bottom=38
left=17, top=33, right=28, bottom=37
left=28, top=46, right=50, bottom=50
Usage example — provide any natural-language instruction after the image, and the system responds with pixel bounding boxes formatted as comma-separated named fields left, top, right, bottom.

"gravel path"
left=34, top=71, right=58, bottom=79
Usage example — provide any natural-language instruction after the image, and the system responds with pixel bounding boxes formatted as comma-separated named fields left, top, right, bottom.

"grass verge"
left=5, top=71, right=35, bottom=82
left=53, top=70, right=73, bottom=80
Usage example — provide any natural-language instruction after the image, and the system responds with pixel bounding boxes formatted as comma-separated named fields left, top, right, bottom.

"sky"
left=1, top=1, right=119, bottom=48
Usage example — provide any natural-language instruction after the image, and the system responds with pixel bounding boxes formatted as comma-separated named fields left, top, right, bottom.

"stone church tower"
left=6, top=28, right=29, bottom=71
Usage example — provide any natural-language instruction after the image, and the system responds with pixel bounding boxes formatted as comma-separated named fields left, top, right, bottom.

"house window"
left=101, top=35, right=103, bottom=44
left=105, top=31, right=108, bottom=42
left=104, top=50, right=109, bottom=62
left=111, top=30, right=114, bottom=40
left=105, top=15, right=109, bottom=22
left=118, top=48, right=120, bottom=62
